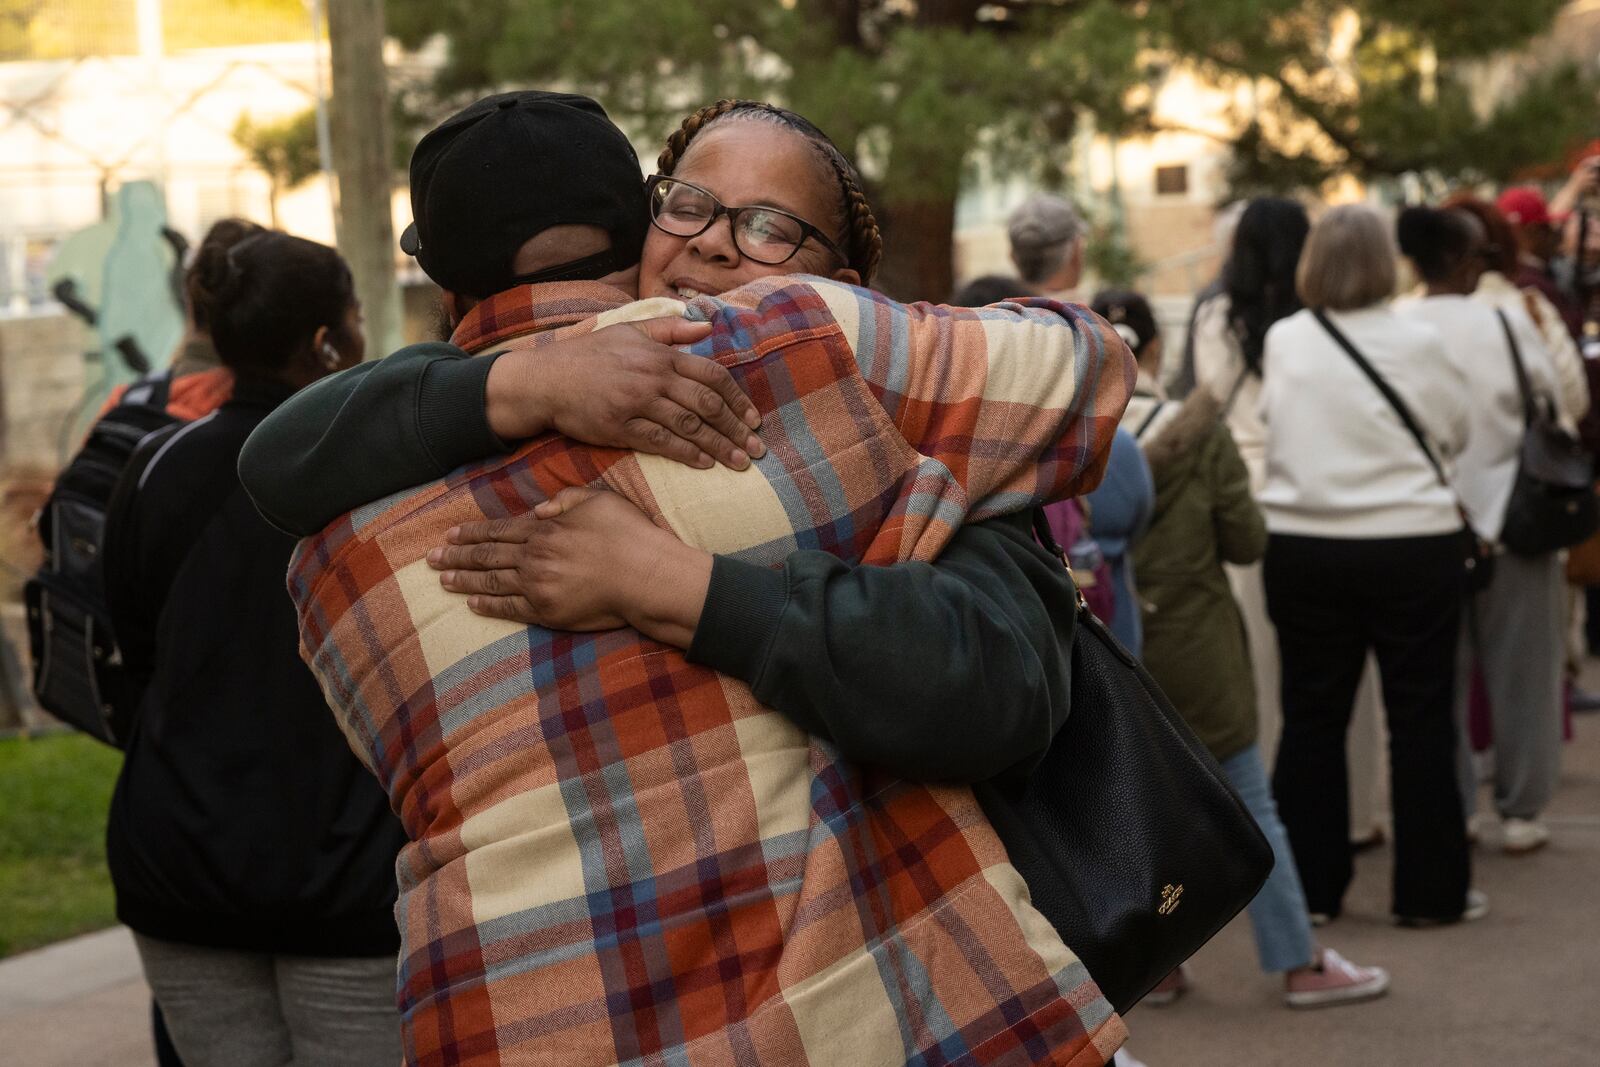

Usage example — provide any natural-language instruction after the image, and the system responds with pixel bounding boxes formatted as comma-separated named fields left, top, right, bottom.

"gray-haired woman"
left=1258, top=204, right=1480, bottom=927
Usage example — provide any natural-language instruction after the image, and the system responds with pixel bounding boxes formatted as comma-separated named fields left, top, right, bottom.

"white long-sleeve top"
left=1473, top=271, right=1588, bottom=430
left=1395, top=293, right=1562, bottom=541
left=1257, top=305, right=1470, bottom=538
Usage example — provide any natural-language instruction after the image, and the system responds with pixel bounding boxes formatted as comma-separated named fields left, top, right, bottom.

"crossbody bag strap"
left=1493, top=308, right=1538, bottom=428
left=1311, top=309, right=1449, bottom=490
left=1133, top=401, right=1166, bottom=440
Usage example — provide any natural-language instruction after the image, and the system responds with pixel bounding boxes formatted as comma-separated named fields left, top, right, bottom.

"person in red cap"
left=1497, top=185, right=1584, bottom=341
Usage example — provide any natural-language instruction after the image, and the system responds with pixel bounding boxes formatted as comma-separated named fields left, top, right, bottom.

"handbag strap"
left=1312, top=309, right=1450, bottom=491
left=1033, top=506, right=1067, bottom=561
left=1133, top=401, right=1166, bottom=440
left=1494, top=308, right=1538, bottom=429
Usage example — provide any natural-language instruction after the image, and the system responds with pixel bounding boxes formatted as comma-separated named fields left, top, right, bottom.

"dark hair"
left=185, top=217, right=265, bottom=331
left=190, top=231, right=355, bottom=376
left=1441, top=193, right=1518, bottom=277
left=1223, top=197, right=1310, bottom=376
left=1397, top=206, right=1477, bottom=285
left=658, top=99, right=883, bottom=284
left=1090, top=288, right=1159, bottom=357
left=950, top=275, right=1037, bottom=307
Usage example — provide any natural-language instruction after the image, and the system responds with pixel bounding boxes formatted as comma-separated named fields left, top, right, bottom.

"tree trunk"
left=326, top=0, right=403, bottom=358
left=874, top=194, right=958, bottom=303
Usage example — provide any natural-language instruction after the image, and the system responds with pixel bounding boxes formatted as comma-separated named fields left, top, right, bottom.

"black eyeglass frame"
left=644, top=174, right=848, bottom=267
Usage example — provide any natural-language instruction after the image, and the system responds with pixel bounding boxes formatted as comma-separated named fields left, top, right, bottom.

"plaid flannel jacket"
left=290, top=277, right=1135, bottom=1066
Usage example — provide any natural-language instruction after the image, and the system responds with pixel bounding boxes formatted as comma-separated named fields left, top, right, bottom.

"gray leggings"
left=134, top=934, right=401, bottom=1067
left=1455, top=549, right=1566, bottom=821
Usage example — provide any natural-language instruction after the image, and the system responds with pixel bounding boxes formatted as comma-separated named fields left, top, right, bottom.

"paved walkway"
left=0, top=926, right=155, bottom=1065
left=1125, top=708, right=1600, bottom=1066
left=3, top=702, right=1597, bottom=1065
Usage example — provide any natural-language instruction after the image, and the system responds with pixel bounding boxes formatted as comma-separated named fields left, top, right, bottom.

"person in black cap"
left=390, top=90, right=765, bottom=484
left=399, top=91, right=652, bottom=306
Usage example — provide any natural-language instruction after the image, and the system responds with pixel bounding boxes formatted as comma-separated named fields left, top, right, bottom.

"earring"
left=321, top=342, right=341, bottom=370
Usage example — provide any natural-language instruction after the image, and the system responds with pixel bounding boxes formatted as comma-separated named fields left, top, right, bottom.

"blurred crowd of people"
left=980, top=158, right=1600, bottom=1059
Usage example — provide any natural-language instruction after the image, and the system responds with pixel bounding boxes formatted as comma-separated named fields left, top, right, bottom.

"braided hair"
left=658, top=100, right=883, bottom=285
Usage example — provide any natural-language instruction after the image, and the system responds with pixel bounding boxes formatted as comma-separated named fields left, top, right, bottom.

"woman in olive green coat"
left=1092, top=290, right=1389, bottom=1010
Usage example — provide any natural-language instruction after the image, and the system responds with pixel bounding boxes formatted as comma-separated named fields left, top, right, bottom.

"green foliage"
left=0, top=733, right=121, bottom=956
left=233, top=107, right=322, bottom=192
left=386, top=0, right=1149, bottom=295
left=384, top=0, right=1592, bottom=293
left=1084, top=217, right=1147, bottom=289
left=1152, top=0, right=1596, bottom=197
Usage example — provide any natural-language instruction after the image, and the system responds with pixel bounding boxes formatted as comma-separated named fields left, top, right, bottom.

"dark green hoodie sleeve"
left=238, top=342, right=509, bottom=536
left=687, top=512, right=1075, bottom=786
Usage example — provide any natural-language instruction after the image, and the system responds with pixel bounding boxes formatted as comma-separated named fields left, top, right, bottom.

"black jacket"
left=103, top=376, right=405, bottom=957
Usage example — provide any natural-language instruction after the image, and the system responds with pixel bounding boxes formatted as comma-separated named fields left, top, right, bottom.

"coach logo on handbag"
left=1158, top=883, right=1184, bottom=916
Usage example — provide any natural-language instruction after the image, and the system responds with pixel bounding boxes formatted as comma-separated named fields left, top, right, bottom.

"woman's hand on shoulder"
left=484, top=317, right=766, bottom=470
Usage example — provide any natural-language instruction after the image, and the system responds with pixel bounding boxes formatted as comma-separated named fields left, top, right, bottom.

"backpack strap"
left=1312, top=309, right=1450, bottom=491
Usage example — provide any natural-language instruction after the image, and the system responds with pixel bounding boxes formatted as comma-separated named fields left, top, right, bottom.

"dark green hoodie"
left=1123, top=385, right=1267, bottom=761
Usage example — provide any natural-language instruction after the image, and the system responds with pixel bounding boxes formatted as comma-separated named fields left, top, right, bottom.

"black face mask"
left=508, top=248, right=626, bottom=287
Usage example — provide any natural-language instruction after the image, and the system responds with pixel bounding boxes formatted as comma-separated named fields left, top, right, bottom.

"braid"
left=657, top=98, right=883, bottom=285
left=829, top=156, right=883, bottom=285
left=658, top=99, right=748, bottom=175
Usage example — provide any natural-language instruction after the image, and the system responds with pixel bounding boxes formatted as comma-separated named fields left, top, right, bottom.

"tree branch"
left=1196, top=48, right=1389, bottom=173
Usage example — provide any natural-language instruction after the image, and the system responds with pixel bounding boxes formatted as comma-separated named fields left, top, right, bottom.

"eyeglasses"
left=645, top=174, right=847, bottom=267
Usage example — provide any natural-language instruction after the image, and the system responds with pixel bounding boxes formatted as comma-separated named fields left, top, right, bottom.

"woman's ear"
left=310, top=324, right=340, bottom=371
left=829, top=266, right=862, bottom=288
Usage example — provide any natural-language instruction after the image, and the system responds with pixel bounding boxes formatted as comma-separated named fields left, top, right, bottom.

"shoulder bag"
left=1492, top=309, right=1598, bottom=556
left=1312, top=310, right=1494, bottom=592
left=973, top=514, right=1273, bottom=1015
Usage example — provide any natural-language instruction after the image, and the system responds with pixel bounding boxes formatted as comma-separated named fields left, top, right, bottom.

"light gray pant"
left=1455, top=550, right=1565, bottom=821
left=134, top=934, right=400, bottom=1067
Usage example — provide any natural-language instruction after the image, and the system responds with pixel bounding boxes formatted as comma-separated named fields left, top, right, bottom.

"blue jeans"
left=1220, top=744, right=1316, bottom=974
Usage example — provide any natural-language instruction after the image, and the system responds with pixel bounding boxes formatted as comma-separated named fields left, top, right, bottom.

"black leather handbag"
left=1494, top=309, right=1599, bottom=557
left=974, top=512, right=1273, bottom=1016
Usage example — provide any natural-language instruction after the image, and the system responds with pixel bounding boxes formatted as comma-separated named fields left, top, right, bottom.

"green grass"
left=0, top=732, right=122, bottom=957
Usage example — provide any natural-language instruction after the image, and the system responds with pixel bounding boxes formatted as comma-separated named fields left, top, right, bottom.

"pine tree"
left=387, top=0, right=1596, bottom=300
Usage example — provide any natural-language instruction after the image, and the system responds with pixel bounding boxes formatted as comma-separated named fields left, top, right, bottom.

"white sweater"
left=1257, top=306, right=1470, bottom=538
left=1395, top=294, right=1562, bottom=541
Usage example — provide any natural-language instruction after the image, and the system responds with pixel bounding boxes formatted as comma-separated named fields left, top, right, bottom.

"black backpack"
left=24, top=374, right=180, bottom=746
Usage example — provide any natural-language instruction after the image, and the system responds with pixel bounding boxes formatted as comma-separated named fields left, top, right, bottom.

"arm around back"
left=238, top=343, right=507, bottom=536
left=688, top=511, right=1074, bottom=786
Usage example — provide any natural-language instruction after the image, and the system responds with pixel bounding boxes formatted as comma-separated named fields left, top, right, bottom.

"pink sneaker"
left=1143, top=966, right=1188, bottom=1007
left=1284, top=948, right=1390, bottom=1009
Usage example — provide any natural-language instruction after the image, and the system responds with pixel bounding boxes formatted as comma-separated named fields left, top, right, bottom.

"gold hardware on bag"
left=1158, top=883, right=1184, bottom=916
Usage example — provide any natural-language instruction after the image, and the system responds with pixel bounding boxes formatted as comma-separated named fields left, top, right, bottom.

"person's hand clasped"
left=426, top=487, right=712, bottom=648
left=485, top=317, right=766, bottom=471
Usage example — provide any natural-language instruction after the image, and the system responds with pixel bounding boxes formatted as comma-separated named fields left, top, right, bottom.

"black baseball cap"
left=399, top=90, right=649, bottom=299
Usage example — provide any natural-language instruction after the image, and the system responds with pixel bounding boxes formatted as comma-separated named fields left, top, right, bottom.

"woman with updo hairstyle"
left=1396, top=204, right=1570, bottom=860
left=101, top=231, right=406, bottom=1065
